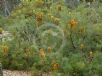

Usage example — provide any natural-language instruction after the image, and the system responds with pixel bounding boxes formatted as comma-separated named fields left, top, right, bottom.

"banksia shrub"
left=0, top=0, right=102, bottom=76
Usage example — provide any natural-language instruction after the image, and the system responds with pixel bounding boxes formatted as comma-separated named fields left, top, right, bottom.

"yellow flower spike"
left=57, top=4, right=62, bottom=11
left=63, top=29, right=66, bottom=34
left=48, top=47, right=52, bottom=53
left=79, top=27, right=86, bottom=33
left=80, top=44, right=85, bottom=49
left=69, top=12, right=71, bottom=15
left=0, top=28, right=3, bottom=34
left=69, top=19, right=78, bottom=29
left=88, top=51, right=94, bottom=63
left=24, top=53, right=28, bottom=58
left=90, top=51, right=93, bottom=55
left=48, top=29, right=52, bottom=34
left=35, top=12, right=44, bottom=26
left=48, top=13, right=52, bottom=18
left=35, top=0, right=44, bottom=7
left=25, top=48, right=30, bottom=52
left=47, top=14, right=54, bottom=21
left=39, top=48, right=46, bottom=58
left=48, top=13, right=51, bottom=16
left=50, top=16, right=54, bottom=20
left=89, top=51, right=93, bottom=57
left=53, top=17, right=60, bottom=25
left=25, top=48, right=32, bottom=57
left=2, top=45, right=9, bottom=55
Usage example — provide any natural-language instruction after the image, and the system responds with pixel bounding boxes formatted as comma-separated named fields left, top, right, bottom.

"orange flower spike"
left=53, top=63, right=59, bottom=70
left=69, top=19, right=78, bottom=28
left=35, top=12, right=44, bottom=22
left=51, top=62, right=59, bottom=70
left=39, top=48, right=46, bottom=58
left=35, top=12, right=44, bottom=26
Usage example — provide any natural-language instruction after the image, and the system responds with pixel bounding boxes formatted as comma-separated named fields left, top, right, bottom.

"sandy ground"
left=3, top=70, right=31, bottom=76
left=3, top=70, right=52, bottom=76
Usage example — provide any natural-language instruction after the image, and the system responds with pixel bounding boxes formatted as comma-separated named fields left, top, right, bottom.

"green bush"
left=0, top=0, right=102, bottom=76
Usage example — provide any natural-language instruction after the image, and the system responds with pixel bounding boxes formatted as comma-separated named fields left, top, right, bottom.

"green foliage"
left=0, top=0, right=102, bottom=76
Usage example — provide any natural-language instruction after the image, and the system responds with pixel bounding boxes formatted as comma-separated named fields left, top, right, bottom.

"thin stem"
left=70, top=30, right=76, bottom=49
